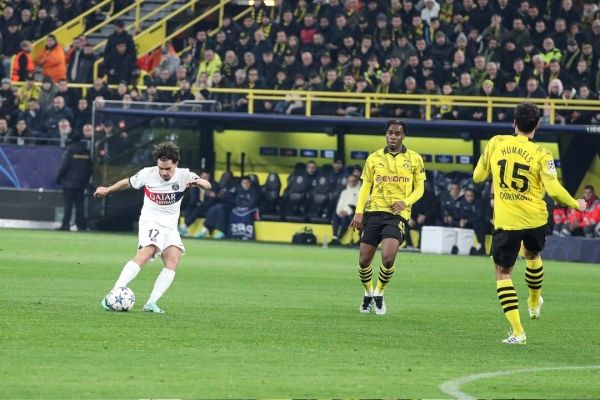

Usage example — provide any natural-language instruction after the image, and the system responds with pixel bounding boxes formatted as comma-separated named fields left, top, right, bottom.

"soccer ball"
left=106, top=287, right=136, bottom=311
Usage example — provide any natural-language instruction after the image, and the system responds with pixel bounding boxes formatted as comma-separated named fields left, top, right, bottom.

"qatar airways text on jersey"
left=129, top=166, right=198, bottom=227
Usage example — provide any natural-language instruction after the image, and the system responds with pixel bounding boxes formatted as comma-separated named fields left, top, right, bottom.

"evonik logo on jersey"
left=144, top=188, right=184, bottom=205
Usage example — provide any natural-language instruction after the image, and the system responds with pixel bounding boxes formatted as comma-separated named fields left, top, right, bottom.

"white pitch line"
left=440, top=365, right=600, bottom=400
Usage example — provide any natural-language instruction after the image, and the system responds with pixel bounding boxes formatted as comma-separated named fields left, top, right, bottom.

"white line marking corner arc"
left=440, top=365, right=600, bottom=400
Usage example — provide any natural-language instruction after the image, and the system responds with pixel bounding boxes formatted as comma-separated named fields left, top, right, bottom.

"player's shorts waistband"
left=364, top=211, right=408, bottom=225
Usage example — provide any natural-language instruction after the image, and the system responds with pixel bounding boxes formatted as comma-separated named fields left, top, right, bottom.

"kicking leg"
left=101, top=245, right=157, bottom=310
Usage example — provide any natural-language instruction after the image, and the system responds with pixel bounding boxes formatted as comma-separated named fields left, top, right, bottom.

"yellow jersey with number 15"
left=473, top=134, right=579, bottom=230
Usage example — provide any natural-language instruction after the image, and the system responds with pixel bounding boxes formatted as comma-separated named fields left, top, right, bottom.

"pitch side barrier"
left=94, top=106, right=600, bottom=194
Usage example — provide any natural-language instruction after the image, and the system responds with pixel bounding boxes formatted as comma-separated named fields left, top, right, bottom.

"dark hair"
left=514, top=102, right=541, bottom=133
left=384, top=119, right=408, bottom=135
left=584, top=185, right=595, bottom=192
left=152, top=142, right=180, bottom=163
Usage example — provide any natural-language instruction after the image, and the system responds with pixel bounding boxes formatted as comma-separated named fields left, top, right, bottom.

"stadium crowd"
left=0, top=1, right=597, bottom=244
left=178, top=162, right=600, bottom=244
left=0, top=0, right=599, bottom=146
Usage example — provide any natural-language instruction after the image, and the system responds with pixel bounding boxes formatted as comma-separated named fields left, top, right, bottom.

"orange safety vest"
left=12, top=51, right=35, bottom=82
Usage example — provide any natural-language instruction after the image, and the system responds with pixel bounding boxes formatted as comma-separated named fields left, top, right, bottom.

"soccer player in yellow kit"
left=473, top=102, right=586, bottom=344
left=350, top=120, right=426, bottom=315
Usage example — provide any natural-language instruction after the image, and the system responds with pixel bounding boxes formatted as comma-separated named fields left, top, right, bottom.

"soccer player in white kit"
left=94, top=142, right=211, bottom=313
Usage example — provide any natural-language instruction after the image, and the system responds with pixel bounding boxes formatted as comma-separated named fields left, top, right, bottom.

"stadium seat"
left=280, top=174, right=310, bottom=222
left=260, top=172, right=281, bottom=221
left=305, top=176, right=332, bottom=223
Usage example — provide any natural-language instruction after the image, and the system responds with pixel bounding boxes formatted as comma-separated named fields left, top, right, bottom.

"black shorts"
left=491, top=225, right=547, bottom=268
left=360, top=212, right=406, bottom=247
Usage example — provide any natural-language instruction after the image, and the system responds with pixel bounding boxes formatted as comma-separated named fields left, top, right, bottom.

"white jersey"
left=129, top=166, right=198, bottom=228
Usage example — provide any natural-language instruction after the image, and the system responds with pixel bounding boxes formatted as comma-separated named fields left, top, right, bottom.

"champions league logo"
left=172, top=183, right=180, bottom=191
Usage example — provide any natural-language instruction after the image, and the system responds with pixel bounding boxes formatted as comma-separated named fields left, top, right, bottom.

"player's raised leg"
left=358, top=243, right=377, bottom=313
left=373, top=236, right=401, bottom=315
left=101, top=245, right=157, bottom=310
left=143, top=245, right=181, bottom=314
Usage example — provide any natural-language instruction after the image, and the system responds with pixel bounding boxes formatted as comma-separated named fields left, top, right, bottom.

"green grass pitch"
left=1, top=228, right=599, bottom=399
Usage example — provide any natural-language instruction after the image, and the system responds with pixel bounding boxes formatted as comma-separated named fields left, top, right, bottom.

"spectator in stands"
left=86, top=78, right=111, bottom=104
left=179, top=170, right=220, bottom=236
left=457, top=187, right=486, bottom=254
left=11, top=40, right=34, bottom=82
left=104, top=21, right=136, bottom=60
left=35, top=35, right=66, bottom=83
left=195, top=171, right=238, bottom=240
left=552, top=204, right=570, bottom=236
left=74, top=98, right=91, bottom=132
left=0, top=117, right=12, bottom=142
left=16, top=74, right=39, bottom=112
left=2, top=20, right=24, bottom=77
left=104, top=42, right=136, bottom=85
left=57, top=79, right=79, bottom=110
left=198, top=48, right=222, bottom=82
left=20, top=99, right=44, bottom=138
left=30, top=8, right=55, bottom=41
left=95, top=120, right=132, bottom=164
left=58, top=119, right=73, bottom=148
left=440, top=181, right=462, bottom=227
left=405, top=179, right=440, bottom=248
left=560, top=185, right=600, bottom=238
left=235, top=176, right=259, bottom=209
left=304, top=160, right=321, bottom=187
left=329, top=161, right=360, bottom=246
left=45, top=95, right=73, bottom=139
left=525, top=78, right=547, bottom=98
left=68, top=42, right=96, bottom=84
left=3, top=119, right=32, bottom=145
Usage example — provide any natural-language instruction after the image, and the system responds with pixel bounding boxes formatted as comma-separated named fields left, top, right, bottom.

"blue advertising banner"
left=0, top=145, right=64, bottom=189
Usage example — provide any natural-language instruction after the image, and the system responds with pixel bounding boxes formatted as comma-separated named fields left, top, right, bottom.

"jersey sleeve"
left=129, top=168, right=149, bottom=190
left=539, top=150, right=579, bottom=209
left=360, top=156, right=373, bottom=183
left=473, top=137, right=494, bottom=183
left=412, top=152, right=426, bottom=181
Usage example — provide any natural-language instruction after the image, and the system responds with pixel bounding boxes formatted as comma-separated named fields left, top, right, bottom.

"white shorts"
left=138, top=221, right=186, bottom=258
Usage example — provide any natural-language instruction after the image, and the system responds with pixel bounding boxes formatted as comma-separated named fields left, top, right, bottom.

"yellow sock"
left=358, top=265, right=373, bottom=295
left=375, top=264, right=395, bottom=295
left=525, top=258, right=543, bottom=309
left=496, top=279, right=524, bottom=336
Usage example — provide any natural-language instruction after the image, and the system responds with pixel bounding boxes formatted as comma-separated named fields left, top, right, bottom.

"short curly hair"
left=152, top=142, right=180, bottom=163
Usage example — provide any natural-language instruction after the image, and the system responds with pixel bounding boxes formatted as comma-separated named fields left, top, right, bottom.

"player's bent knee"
left=135, top=245, right=159, bottom=266
left=523, top=249, right=540, bottom=260
left=381, top=255, right=396, bottom=268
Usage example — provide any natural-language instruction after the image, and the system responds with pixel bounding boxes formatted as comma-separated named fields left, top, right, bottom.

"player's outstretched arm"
left=94, top=178, right=131, bottom=197
left=543, top=178, right=586, bottom=211
left=187, top=177, right=211, bottom=190
left=540, top=153, right=585, bottom=211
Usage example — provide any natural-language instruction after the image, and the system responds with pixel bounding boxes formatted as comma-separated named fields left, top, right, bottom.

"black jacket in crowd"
left=56, top=139, right=93, bottom=189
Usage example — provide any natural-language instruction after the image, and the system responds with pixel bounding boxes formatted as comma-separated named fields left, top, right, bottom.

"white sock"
left=113, top=261, right=140, bottom=289
left=147, top=268, right=176, bottom=304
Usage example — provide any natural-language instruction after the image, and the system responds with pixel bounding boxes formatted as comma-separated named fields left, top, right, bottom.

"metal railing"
left=206, top=88, right=600, bottom=125
left=10, top=81, right=596, bottom=125
left=93, top=0, right=230, bottom=80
